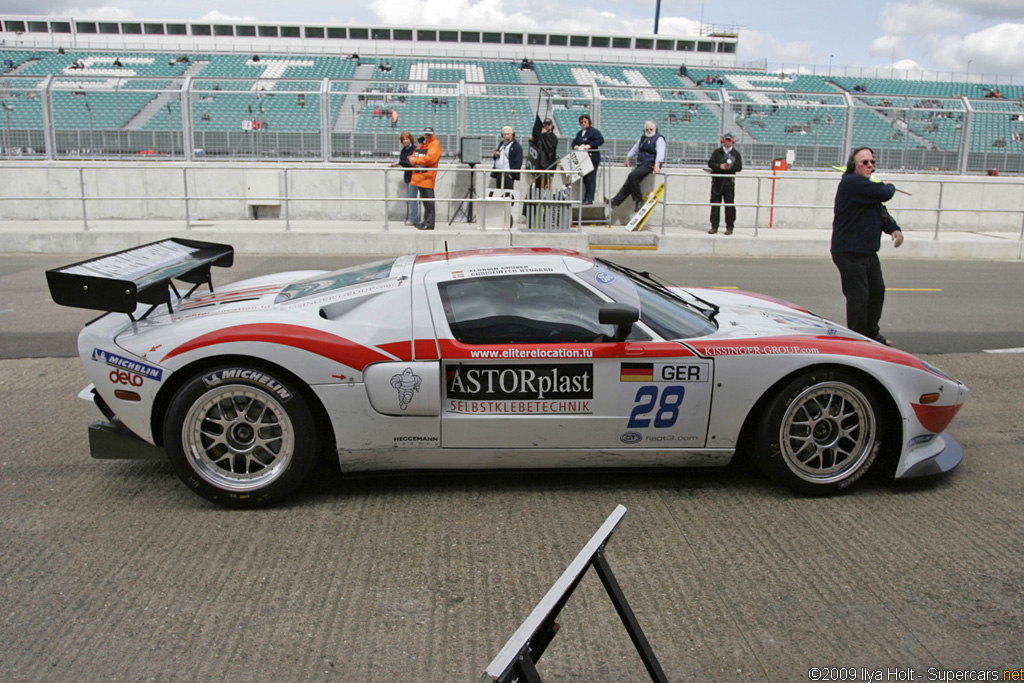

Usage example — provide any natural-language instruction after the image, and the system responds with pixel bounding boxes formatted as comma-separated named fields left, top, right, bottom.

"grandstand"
left=1, top=14, right=1023, bottom=174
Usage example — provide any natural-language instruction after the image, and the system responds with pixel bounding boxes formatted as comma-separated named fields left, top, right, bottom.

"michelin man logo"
left=390, top=367, right=422, bottom=410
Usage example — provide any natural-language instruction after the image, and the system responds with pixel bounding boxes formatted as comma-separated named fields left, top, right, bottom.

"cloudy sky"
left=8, top=0, right=1024, bottom=78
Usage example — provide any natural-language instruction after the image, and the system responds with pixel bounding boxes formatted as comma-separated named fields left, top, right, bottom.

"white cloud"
left=737, top=28, right=812, bottom=63
left=651, top=17, right=703, bottom=36
left=892, top=58, right=922, bottom=70
left=882, top=1, right=964, bottom=36
left=960, top=22, right=1024, bottom=71
left=868, top=34, right=902, bottom=59
left=367, top=0, right=698, bottom=38
left=59, top=4, right=134, bottom=18
left=368, top=0, right=537, bottom=29
left=200, top=10, right=258, bottom=22
left=934, top=0, right=1024, bottom=20
left=921, top=33, right=967, bottom=70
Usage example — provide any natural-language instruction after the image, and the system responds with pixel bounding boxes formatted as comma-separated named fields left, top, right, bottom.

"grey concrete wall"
left=1, top=161, right=1022, bottom=232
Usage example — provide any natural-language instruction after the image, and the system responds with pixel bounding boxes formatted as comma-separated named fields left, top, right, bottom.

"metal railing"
left=2, top=161, right=1022, bottom=241
left=3, top=74, right=1024, bottom=174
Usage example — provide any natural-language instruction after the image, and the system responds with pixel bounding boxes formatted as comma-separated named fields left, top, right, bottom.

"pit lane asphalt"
left=3, top=253, right=1023, bottom=681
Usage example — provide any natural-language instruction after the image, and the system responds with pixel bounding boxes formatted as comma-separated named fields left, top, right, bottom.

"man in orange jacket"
left=409, top=127, right=442, bottom=230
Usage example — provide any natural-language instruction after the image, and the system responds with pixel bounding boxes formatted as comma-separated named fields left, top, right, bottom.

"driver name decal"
left=445, top=363, right=593, bottom=414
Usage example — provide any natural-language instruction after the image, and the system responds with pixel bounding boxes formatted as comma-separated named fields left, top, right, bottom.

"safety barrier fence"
left=2, top=161, right=1022, bottom=241
left=3, top=75, right=1024, bottom=175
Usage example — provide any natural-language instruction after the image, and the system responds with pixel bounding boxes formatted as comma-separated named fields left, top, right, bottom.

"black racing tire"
left=753, top=368, right=882, bottom=495
left=163, top=365, right=320, bottom=508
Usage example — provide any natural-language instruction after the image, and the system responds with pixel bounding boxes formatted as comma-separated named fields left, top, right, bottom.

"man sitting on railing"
left=609, top=121, right=665, bottom=213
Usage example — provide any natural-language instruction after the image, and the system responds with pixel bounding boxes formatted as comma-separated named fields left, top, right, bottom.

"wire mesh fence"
left=1, top=74, right=1023, bottom=173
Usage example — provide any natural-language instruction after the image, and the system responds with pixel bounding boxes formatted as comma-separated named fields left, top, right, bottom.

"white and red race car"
left=48, top=239, right=967, bottom=507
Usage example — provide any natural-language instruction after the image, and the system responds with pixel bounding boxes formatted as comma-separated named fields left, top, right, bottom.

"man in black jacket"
left=831, top=146, right=904, bottom=345
left=528, top=116, right=558, bottom=189
left=571, top=114, right=603, bottom=204
left=707, top=132, right=742, bottom=234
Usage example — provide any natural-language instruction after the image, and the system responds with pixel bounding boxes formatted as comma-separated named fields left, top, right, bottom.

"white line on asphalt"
left=982, top=348, right=1024, bottom=354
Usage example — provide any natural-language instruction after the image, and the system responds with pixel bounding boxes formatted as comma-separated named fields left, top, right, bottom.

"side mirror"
left=599, top=302, right=639, bottom=341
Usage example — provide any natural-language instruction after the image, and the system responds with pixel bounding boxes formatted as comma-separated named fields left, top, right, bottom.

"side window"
left=439, top=274, right=629, bottom=344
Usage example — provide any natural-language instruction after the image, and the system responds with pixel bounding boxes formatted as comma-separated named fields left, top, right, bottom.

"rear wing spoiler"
left=46, top=238, right=234, bottom=319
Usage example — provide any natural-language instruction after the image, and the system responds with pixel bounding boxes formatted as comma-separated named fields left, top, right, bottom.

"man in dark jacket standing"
left=528, top=116, right=558, bottom=189
left=831, top=146, right=904, bottom=345
left=707, top=132, right=742, bottom=234
left=572, top=114, right=604, bottom=204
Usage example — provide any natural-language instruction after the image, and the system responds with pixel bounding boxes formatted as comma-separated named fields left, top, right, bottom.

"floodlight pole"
left=3, top=102, right=11, bottom=153
left=653, top=0, right=661, bottom=34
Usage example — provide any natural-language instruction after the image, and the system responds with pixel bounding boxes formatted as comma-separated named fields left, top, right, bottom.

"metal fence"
left=3, top=161, right=1022, bottom=240
left=2, top=74, right=1024, bottom=174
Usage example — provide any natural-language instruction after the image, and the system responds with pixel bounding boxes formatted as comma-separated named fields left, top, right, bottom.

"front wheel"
left=753, top=369, right=883, bottom=495
left=164, top=365, right=321, bottom=508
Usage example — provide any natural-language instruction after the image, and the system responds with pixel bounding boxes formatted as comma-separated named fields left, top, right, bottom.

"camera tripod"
left=449, top=163, right=478, bottom=225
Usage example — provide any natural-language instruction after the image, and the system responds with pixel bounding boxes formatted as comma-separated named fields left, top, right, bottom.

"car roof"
left=413, top=248, right=596, bottom=277
left=415, top=247, right=592, bottom=266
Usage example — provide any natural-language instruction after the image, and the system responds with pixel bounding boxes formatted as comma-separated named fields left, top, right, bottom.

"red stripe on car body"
left=161, top=323, right=395, bottom=370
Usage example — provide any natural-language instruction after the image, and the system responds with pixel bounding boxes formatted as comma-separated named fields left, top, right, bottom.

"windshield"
left=578, top=260, right=718, bottom=340
left=275, top=258, right=397, bottom=303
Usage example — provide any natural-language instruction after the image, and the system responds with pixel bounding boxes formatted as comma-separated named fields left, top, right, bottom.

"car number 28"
left=627, top=386, right=685, bottom=428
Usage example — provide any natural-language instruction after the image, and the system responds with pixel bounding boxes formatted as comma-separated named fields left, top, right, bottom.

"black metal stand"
left=449, top=162, right=477, bottom=225
left=480, top=505, right=668, bottom=683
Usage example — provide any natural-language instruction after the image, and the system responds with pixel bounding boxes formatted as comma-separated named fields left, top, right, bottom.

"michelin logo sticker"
left=202, top=369, right=292, bottom=401
left=92, top=348, right=163, bottom=381
left=390, top=367, right=422, bottom=410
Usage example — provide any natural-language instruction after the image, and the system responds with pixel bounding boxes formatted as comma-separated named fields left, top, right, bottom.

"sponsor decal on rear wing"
left=46, top=238, right=234, bottom=318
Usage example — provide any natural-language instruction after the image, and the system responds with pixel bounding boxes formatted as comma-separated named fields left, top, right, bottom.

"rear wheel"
left=753, top=369, right=882, bottom=495
left=164, top=366, right=320, bottom=508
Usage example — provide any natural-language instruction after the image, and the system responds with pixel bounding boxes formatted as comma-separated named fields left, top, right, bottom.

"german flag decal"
left=620, top=362, right=654, bottom=382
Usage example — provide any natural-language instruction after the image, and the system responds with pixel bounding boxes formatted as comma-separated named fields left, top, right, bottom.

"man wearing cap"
left=491, top=125, right=523, bottom=191
left=528, top=115, right=558, bottom=189
left=409, top=127, right=443, bottom=230
left=707, top=132, right=742, bottom=234
left=610, top=121, right=665, bottom=212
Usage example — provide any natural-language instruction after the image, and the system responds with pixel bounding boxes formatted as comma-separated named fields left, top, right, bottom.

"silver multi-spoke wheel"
left=754, top=370, right=884, bottom=494
left=778, top=382, right=875, bottom=484
left=182, top=385, right=295, bottom=492
left=165, top=366, right=320, bottom=508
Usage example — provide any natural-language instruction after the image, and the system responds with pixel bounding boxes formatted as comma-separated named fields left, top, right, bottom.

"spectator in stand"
left=707, top=132, right=742, bottom=234
left=609, top=121, right=665, bottom=212
left=571, top=114, right=604, bottom=204
left=491, top=125, right=523, bottom=191
left=408, top=127, right=442, bottom=230
left=391, top=130, right=420, bottom=226
left=391, top=108, right=399, bottom=128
